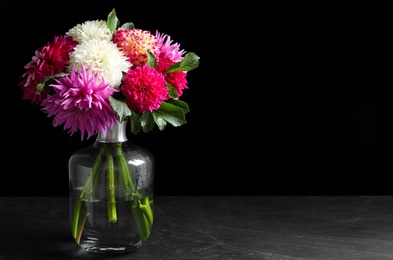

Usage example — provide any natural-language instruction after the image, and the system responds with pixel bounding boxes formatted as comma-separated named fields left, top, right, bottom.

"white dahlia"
left=68, top=39, right=132, bottom=89
left=66, top=20, right=112, bottom=43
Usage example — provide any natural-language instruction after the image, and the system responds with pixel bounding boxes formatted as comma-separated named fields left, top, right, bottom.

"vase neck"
left=96, top=120, right=128, bottom=143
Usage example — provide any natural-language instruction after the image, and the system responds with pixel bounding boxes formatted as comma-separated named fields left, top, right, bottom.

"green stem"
left=115, top=143, right=135, bottom=193
left=71, top=199, right=82, bottom=240
left=71, top=143, right=107, bottom=240
left=74, top=201, right=87, bottom=244
left=106, top=153, right=117, bottom=223
left=131, top=200, right=150, bottom=242
left=139, top=197, right=153, bottom=228
left=114, top=143, right=153, bottom=242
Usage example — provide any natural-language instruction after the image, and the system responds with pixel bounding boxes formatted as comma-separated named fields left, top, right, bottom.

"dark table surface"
left=1, top=196, right=393, bottom=260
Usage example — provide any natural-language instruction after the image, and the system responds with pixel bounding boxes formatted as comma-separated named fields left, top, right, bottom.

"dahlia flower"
left=155, top=33, right=189, bottom=98
left=66, top=20, right=112, bottom=43
left=18, top=35, right=78, bottom=105
left=155, top=32, right=186, bottom=63
left=68, top=39, right=131, bottom=89
left=112, top=28, right=161, bottom=67
left=121, top=65, right=168, bottom=113
left=163, top=71, right=188, bottom=98
left=41, top=63, right=118, bottom=140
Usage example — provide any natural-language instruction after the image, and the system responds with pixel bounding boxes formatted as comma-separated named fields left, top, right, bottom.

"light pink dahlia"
left=18, top=36, right=78, bottom=105
left=41, top=63, right=118, bottom=140
left=155, top=31, right=186, bottom=64
left=112, top=29, right=161, bottom=67
left=121, top=65, right=168, bottom=113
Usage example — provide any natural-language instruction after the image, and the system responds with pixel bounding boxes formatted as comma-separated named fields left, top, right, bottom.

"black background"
left=1, top=2, right=391, bottom=196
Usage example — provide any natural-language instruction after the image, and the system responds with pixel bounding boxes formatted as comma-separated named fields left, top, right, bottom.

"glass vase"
left=68, top=120, right=154, bottom=254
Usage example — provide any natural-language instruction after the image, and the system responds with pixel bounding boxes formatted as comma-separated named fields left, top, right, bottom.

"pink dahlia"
left=164, top=71, right=188, bottom=97
left=155, top=32, right=185, bottom=63
left=155, top=32, right=189, bottom=98
left=41, top=64, right=118, bottom=140
left=121, top=65, right=168, bottom=113
left=156, top=56, right=188, bottom=97
left=112, top=29, right=160, bottom=67
left=18, top=35, right=78, bottom=105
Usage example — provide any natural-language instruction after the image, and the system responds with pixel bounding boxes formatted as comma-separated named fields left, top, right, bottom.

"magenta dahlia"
left=41, top=63, right=118, bottom=140
left=156, top=56, right=188, bottom=97
left=18, top=35, right=78, bottom=105
left=121, top=65, right=168, bottom=113
left=165, top=71, right=188, bottom=98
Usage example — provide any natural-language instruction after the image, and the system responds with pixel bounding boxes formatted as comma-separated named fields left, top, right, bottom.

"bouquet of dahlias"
left=18, top=8, right=199, bottom=246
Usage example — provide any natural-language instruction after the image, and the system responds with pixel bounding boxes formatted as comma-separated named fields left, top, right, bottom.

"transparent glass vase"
left=68, top=120, right=154, bottom=254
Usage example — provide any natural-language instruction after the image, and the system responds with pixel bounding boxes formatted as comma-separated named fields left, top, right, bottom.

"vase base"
left=81, top=242, right=142, bottom=254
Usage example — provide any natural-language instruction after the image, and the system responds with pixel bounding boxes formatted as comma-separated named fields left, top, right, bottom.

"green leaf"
left=166, top=83, right=179, bottom=99
left=109, top=96, right=132, bottom=122
left=129, top=113, right=142, bottom=135
left=146, top=50, right=157, bottom=68
left=107, top=8, right=119, bottom=34
left=167, top=99, right=190, bottom=113
left=121, top=22, right=134, bottom=30
left=152, top=101, right=187, bottom=127
left=140, top=112, right=155, bottom=133
left=153, top=116, right=167, bottom=131
left=166, top=52, right=200, bottom=73
left=36, top=72, right=69, bottom=94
